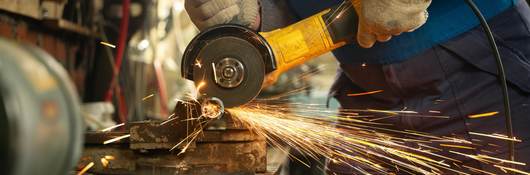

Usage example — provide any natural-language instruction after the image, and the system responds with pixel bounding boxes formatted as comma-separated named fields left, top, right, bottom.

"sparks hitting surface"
left=185, top=65, right=528, bottom=174
left=225, top=100, right=528, bottom=174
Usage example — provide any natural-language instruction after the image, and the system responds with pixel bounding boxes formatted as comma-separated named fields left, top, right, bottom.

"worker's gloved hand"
left=185, top=0, right=260, bottom=31
left=351, top=0, right=431, bottom=48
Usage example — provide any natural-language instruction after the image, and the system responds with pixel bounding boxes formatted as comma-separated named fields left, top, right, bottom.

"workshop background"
left=0, top=0, right=338, bottom=174
left=2, top=0, right=529, bottom=175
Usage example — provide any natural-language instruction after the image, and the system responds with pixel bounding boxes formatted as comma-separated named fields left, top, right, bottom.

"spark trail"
left=227, top=101, right=528, bottom=174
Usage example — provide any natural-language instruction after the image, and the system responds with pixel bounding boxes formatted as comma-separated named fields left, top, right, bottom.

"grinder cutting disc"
left=192, top=36, right=265, bottom=107
left=182, top=25, right=276, bottom=108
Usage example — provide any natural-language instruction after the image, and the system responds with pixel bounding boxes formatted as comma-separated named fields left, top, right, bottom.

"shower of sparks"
left=468, top=132, right=522, bottom=142
left=347, top=90, right=384, bottom=97
left=100, top=123, right=125, bottom=132
left=177, top=60, right=530, bottom=174
left=100, top=41, right=116, bottom=48
left=468, top=111, right=499, bottom=119
left=77, top=162, right=94, bottom=175
left=142, top=94, right=155, bottom=101
left=229, top=104, right=474, bottom=174
left=226, top=98, right=528, bottom=174
left=103, top=134, right=131, bottom=145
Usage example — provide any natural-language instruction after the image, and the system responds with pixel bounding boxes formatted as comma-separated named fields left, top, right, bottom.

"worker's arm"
left=184, top=0, right=260, bottom=31
left=185, top=0, right=431, bottom=48
left=352, top=0, right=431, bottom=48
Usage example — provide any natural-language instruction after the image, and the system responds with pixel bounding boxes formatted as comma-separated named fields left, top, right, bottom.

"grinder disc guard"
left=181, top=25, right=276, bottom=108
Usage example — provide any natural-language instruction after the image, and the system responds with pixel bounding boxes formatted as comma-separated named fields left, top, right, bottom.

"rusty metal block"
left=128, top=116, right=263, bottom=150
left=80, top=138, right=268, bottom=175
left=81, top=100, right=268, bottom=174
left=129, top=120, right=200, bottom=150
left=135, top=141, right=267, bottom=175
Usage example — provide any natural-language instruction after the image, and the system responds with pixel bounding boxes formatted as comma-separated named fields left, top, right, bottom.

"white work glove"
left=185, top=0, right=260, bottom=31
left=351, top=0, right=431, bottom=48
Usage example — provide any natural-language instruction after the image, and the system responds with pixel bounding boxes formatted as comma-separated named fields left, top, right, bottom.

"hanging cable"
left=464, top=0, right=515, bottom=162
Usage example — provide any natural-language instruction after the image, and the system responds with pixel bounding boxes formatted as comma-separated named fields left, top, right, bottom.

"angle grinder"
left=181, top=2, right=358, bottom=108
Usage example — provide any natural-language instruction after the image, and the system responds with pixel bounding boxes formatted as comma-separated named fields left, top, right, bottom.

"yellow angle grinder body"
left=181, top=2, right=357, bottom=108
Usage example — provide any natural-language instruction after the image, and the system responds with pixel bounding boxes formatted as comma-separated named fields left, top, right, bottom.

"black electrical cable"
left=464, top=0, right=515, bottom=162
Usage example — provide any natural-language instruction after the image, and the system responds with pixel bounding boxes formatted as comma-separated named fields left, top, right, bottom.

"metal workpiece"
left=129, top=120, right=200, bottom=150
left=0, top=38, right=83, bottom=175
left=79, top=100, right=266, bottom=174
left=80, top=120, right=266, bottom=174
left=128, top=101, right=254, bottom=150
left=78, top=139, right=266, bottom=175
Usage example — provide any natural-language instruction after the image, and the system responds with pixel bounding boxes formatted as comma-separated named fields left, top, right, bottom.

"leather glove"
left=185, top=0, right=260, bottom=31
left=351, top=0, right=431, bottom=48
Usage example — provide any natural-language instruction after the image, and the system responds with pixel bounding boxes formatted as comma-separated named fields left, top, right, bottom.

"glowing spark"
left=100, top=158, right=109, bottom=168
left=468, top=132, right=522, bottom=142
left=196, top=81, right=206, bottom=93
left=100, top=123, right=125, bottom=132
left=463, top=165, right=496, bottom=175
left=366, top=109, right=398, bottom=115
left=100, top=41, right=116, bottom=48
left=103, top=134, right=130, bottom=145
left=228, top=104, right=465, bottom=174
left=159, top=116, right=178, bottom=126
left=335, top=6, right=348, bottom=19
left=169, top=125, right=203, bottom=152
left=477, top=154, right=527, bottom=166
left=487, top=143, right=501, bottom=147
left=77, top=162, right=94, bottom=175
left=361, top=63, right=367, bottom=67
left=429, top=110, right=441, bottom=114
left=142, top=94, right=155, bottom=101
left=211, top=63, right=219, bottom=83
left=494, top=165, right=530, bottom=175
left=434, top=99, right=446, bottom=104
left=194, top=59, right=202, bottom=68
left=347, top=90, right=384, bottom=97
left=468, top=111, right=498, bottom=119
left=439, top=144, right=475, bottom=150
left=104, top=155, right=115, bottom=160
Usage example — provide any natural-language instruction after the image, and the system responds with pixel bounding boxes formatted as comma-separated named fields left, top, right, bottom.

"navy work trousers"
left=330, top=1, right=530, bottom=173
